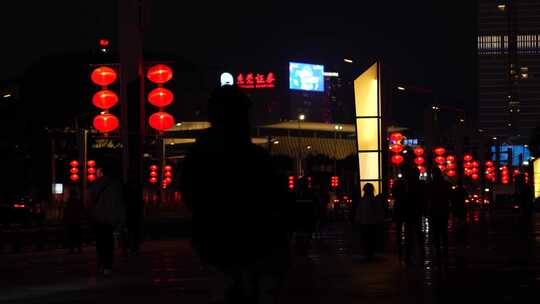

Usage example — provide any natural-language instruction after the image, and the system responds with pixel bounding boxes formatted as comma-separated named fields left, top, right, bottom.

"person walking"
left=63, top=188, right=84, bottom=254
left=181, top=86, right=290, bottom=303
left=353, top=183, right=384, bottom=261
left=427, top=169, right=451, bottom=261
left=88, top=162, right=125, bottom=277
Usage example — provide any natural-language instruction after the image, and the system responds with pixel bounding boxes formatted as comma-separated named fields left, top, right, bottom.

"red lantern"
left=502, top=177, right=510, bottom=184
left=472, top=167, right=479, bottom=174
left=164, top=165, right=172, bottom=171
left=390, top=144, right=404, bottom=153
left=486, top=173, right=494, bottom=180
left=435, top=156, right=446, bottom=164
left=446, top=155, right=455, bottom=163
left=91, top=66, right=117, bottom=86
left=438, top=164, right=446, bottom=171
left=164, top=177, right=173, bottom=184
left=150, top=171, right=158, bottom=177
left=486, top=167, right=494, bottom=173
left=464, top=162, right=472, bottom=168
left=447, top=163, right=456, bottom=170
left=485, top=160, right=494, bottom=167
left=472, top=161, right=479, bottom=168
left=149, top=177, right=158, bottom=184
left=413, top=147, right=424, bottom=156
left=417, top=166, right=427, bottom=174
left=92, top=90, right=118, bottom=109
left=414, top=157, right=425, bottom=165
left=70, top=160, right=79, bottom=167
left=164, top=171, right=173, bottom=178
left=93, top=113, right=119, bottom=133
left=149, top=112, right=175, bottom=131
left=471, top=173, right=479, bottom=181
left=87, top=167, right=96, bottom=174
left=464, top=168, right=472, bottom=176
left=148, top=88, right=174, bottom=108
left=150, top=165, right=158, bottom=171
left=87, top=174, right=96, bottom=182
left=390, top=133, right=403, bottom=143
left=447, top=170, right=456, bottom=177
left=70, top=167, right=79, bottom=174
left=513, top=169, right=520, bottom=176
left=464, top=154, right=473, bottom=162
left=434, top=147, right=446, bottom=155
left=391, top=154, right=404, bottom=165
left=70, top=174, right=79, bottom=182
left=87, top=160, right=96, bottom=167
left=147, top=64, right=173, bottom=84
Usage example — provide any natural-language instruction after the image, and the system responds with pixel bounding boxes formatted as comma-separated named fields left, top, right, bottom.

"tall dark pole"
left=119, top=0, right=146, bottom=185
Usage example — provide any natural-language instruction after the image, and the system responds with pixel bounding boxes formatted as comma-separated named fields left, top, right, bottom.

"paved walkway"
left=1, top=209, right=539, bottom=303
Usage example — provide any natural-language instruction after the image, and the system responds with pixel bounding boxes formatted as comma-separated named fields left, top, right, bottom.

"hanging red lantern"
left=391, top=154, right=404, bottom=165
left=446, top=170, right=456, bottom=177
left=150, top=171, right=158, bottom=177
left=91, top=66, right=117, bottom=86
left=149, top=177, right=158, bottom=184
left=70, top=167, right=79, bottom=174
left=150, top=165, right=158, bottom=171
left=485, top=160, right=494, bottom=167
left=464, top=154, right=473, bottom=162
left=164, top=165, right=172, bottom=171
left=486, top=167, right=494, bottom=173
left=92, top=90, right=119, bottom=109
left=87, top=160, right=96, bottom=167
left=70, top=174, right=80, bottom=182
left=149, top=112, right=175, bottom=131
left=414, top=157, right=425, bottom=165
left=472, top=161, right=479, bottom=168
left=164, top=177, right=173, bottom=184
left=501, top=177, right=510, bottom=184
left=471, top=173, right=479, bottom=181
left=513, top=169, right=520, bottom=176
left=87, top=174, right=96, bottom=182
left=438, top=164, right=446, bottom=171
left=70, top=160, right=79, bottom=167
left=164, top=171, right=173, bottom=178
left=464, top=168, right=472, bottom=176
left=434, top=147, right=446, bottom=155
left=486, top=173, right=494, bottom=180
left=93, top=113, right=119, bottom=133
left=390, top=144, right=404, bottom=153
left=472, top=167, right=479, bottom=174
left=435, top=156, right=446, bottom=164
left=147, top=64, right=173, bottom=84
left=417, top=166, right=427, bottom=174
left=447, top=163, right=456, bottom=170
left=464, top=162, right=472, bottom=168
left=413, top=147, right=424, bottom=156
left=87, top=167, right=96, bottom=174
left=446, top=155, right=456, bottom=163
left=148, top=87, right=174, bottom=108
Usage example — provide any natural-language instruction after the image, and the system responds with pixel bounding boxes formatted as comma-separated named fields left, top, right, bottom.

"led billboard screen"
left=289, top=62, right=325, bottom=92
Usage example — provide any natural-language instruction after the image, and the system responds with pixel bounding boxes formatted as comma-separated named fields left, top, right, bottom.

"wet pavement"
left=0, top=208, right=539, bottom=303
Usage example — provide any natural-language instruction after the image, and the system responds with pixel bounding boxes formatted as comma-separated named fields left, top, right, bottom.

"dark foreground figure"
left=181, top=86, right=290, bottom=303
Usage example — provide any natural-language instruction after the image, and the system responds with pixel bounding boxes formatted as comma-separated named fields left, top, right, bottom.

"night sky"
left=1, top=1, right=475, bottom=105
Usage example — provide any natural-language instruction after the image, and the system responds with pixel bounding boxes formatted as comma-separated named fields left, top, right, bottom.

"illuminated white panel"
left=534, top=159, right=540, bottom=198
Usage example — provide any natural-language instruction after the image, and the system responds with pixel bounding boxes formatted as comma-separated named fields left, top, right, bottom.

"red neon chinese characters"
left=246, top=73, right=254, bottom=85
left=237, top=74, right=245, bottom=85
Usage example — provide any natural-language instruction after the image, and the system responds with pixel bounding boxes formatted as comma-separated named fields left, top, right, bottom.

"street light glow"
left=176, top=122, right=182, bottom=126
left=397, top=86, right=406, bottom=91
left=3, top=93, right=12, bottom=98
left=299, top=114, right=305, bottom=121
left=343, top=58, right=353, bottom=63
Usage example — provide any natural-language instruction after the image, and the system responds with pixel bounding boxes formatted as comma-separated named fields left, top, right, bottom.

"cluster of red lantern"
left=149, top=165, right=158, bottom=184
left=288, top=176, right=295, bottom=190
left=434, top=147, right=446, bottom=171
left=446, top=155, right=457, bottom=177
left=390, top=133, right=404, bottom=166
left=331, top=176, right=339, bottom=188
left=501, top=166, right=510, bottom=184
left=69, top=160, right=80, bottom=182
left=413, top=147, right=426, bottom=173
left=147, top=64, right=175, bottom=132
left=87, top=160, right=96, bottom=182
left=513, top=168, right=520, bottom=183
left=485, top=160, right=495, bottom=182
left=91, top=66, right=119, bottom=133
left=163, top=165, right=173, bottom=188
left=525, top=172, right=529, bottom=184
left=463, top=154, right=479, bottom=181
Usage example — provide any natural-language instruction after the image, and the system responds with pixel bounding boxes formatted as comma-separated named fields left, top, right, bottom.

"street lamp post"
left=297, top=113, right=306, bottom=176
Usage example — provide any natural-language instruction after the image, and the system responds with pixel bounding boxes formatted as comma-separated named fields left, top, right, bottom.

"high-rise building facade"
left=478, top=0, right=540, bottom=139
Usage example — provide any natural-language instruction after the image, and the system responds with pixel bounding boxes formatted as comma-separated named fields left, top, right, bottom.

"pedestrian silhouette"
left=88, top=161, right=126, bottom=277
left=353, top=183, right=384, bottom=261
left=181, top=85, right=289, bottom=303
left=63, top=188, right=83, bottom=254
left=427, top=169, right=451, bottom=261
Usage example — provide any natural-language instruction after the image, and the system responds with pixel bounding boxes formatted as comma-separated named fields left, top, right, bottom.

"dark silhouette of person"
left=88, top=162, right=126, bottom=276
left=427, top=169, right=451, bottom=260
left=450, top=179, right=468, bottom=266
left=63, top=188, right=84, bottom=254
left=180, top=85, right=289, bottom=303
left=353, top=183, right=384, bottom=261
left=404, top=166, right=425, bottom=263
